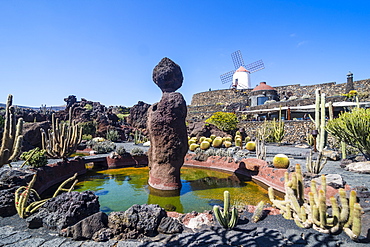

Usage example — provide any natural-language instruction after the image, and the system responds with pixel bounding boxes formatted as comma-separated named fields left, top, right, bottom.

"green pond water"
left=74, top=166, right=272, bottom=214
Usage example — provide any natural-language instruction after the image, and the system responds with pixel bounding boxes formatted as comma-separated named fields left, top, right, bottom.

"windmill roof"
left=252, top=82, right=275, bottom=91
left=235, top=66, right=249, bottom=73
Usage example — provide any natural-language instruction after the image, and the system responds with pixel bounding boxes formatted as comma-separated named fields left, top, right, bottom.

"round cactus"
left=189, top=143, right=200, bottom=151
left=235, top=138, right=242, bottom=148
left=188, top=139, right=197, bottom=146
left=205, top=137, right=213, bottom=143
left=210, top=134, right=216, bottom=141
left=245, top=141, right=256, bottom=151
left=245, top=136, right=251, bottom=143
left=212, top=137, right=223, bottom=148
left=272, top=154, right=290, bottom=169
left=225, top=136, right=233, bottom=142
left=199, top=136, right=206, bottom=143
left=224, top=141, right=232, bottom=148
left=200, top=141, right=211, bottom=150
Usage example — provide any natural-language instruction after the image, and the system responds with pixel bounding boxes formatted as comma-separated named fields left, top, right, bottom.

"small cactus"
left=213, top=191, right=238, bottom=229
left=212, top=137, right=223, bottom=148
left=272, top=154, right=290, bottom=169
left=200, top=141, right=210, bottom=150
left=245, top=141, right=256, bottom=151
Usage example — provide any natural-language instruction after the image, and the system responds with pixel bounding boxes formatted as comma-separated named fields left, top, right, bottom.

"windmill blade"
left=220, top=70, right=235, bottom=84
left=231, top=50, right=245, bottom=70
left=245, top=60, right=265, bottom=74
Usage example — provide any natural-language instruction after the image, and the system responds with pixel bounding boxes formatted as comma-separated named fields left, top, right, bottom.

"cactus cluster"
left=15, top=173, right=78, bottom=218
left=268, top=164, right=362, bottom=241
left=41, top=108, right=83, bottom=159
left=306, top=150, right=327, bottom=174
left=0, top=95, right=23, bottom=168
left=213, top=191, right=238, bottom=229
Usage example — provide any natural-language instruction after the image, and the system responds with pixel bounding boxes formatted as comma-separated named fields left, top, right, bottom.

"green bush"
left=205, top=112, right=239, bottom=132
left=84, top=104, right=93, bottom=111
left=82, top=134, right=93, bottom=141
left=106, top=129, right=120, bottom=142
left=20, top=148, right=48, bottom=168
left=326, top=107, right=370, bottom=160
left=79, top=121, right=97, bottom=136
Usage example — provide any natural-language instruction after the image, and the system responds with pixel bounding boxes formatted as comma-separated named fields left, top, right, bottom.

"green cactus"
left=306, top=150, right=327, bottom=174
left=272, top=106, right=285, bottom=145
left=200, top=141, right=210, bottom=150
left=235, top=137, right=242, bottom=148
left=268, top=164, right=363, bottom=241
left=0, top=95, right=23, bottom=168
left=213, top=191, right=238, bottom=229
left=309, top=89, right=327, bottom=152
left=15, top=173, right=78, bottom=218
left=212, top=137, right=223, bottom=148
left=251, top=201, right=265, bottom=223
left=41, top=107, right=83, bottom=159
left=326, top=107, right=370, bottom=160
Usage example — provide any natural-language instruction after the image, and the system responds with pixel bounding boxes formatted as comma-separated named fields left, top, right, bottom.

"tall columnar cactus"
left=256, top=128, right=266, bottom=160
left=309, top=89, right=327, bottom=152
left=41, top=107, right=83, bottom=159
left=268, top=164, right=363, bottom=241
left=272, top=106, right=285, bottom=145
left=0, top=95, right=23, bottom=168
left=213, top=191, right=238, bottom=229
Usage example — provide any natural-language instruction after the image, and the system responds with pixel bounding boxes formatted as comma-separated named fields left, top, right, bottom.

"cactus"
left=15, top=173, right=78, bottom=218
left=41, top=107, right=83, bottom=159
left=272, top=107, right=285, bottom=145
left=212, top=137, right=223, bottom=148
left=326, top=107, right=370, bottom=160
left=272, top=154, right=290, bottom=169
left=189, top=143, right=200, bottom=151
left=224, top=141, right=232, bottom=148
left=200, top=141, right=210, bottom=150
left=235, top=137, right=242, bottom=148
left=268, top=164, right=363, bottom=241
left=213, top=191, right=238, bottom=229
left=245, top=141, right=256, bottom=151
left=252, top=201, right=265, bottom=223
left=306, top=150, right=327, bottom=174
left=256, top=130, right=266, bottom=160
left=309, top=89, right=327, bottom=152
left=0, top=95, right=23, bottom=168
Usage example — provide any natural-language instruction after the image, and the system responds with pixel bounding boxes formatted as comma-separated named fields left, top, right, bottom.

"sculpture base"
left=148, top=175, right=182, bottom=191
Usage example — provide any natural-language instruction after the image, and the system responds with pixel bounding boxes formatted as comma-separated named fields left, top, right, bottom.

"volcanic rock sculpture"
left=147, top=57, right=188, bottom=190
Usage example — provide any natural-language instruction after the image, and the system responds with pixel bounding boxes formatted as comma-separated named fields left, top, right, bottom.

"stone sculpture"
left=147, top=57, right=188, bottom=190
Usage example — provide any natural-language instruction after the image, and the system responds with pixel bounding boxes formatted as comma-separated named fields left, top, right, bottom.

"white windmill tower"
left=220, top=50, right=265, bottom=89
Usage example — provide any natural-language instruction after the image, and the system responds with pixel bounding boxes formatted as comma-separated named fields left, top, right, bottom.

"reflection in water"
left=74, top=166, right=272, bottom=214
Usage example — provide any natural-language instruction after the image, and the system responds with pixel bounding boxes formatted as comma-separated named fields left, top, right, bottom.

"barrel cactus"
left=272, top=154, right=290, bottom=169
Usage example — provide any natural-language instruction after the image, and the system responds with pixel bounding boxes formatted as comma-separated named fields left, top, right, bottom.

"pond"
left=74, top=166, right=273, bottom=214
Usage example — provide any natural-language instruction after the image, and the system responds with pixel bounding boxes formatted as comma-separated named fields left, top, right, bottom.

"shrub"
left=115, top=146, right=127, bottom=156
left=84, top=104, right=93, bottom=111
left=326, top=107, right=370, bottom=160
left=205, top=112, right=238, bottom=132
left=20, top=148, right=48, bottom=168
left=130, top=147, right=144, bottom=156
left=106, top=129, right=120, bottom=142
left=79, top=121, right=97, bottom=136
left=92, top=141, right=116, bottom=154
left=82, top=134, right=93, bottom=141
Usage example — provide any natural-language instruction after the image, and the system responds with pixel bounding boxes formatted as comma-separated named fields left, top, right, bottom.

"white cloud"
left=297, top=41, right=308, bottom=47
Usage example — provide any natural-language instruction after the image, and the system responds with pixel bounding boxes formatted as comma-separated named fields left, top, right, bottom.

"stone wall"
left=238, top=120, right=314, bottom=145
left=187, top=78, right=370, bottom=121
left=190, top=79, right=370, bottom=107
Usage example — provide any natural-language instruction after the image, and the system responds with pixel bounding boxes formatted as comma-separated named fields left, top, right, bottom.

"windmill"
left=220, top=50, right=265, bottom=89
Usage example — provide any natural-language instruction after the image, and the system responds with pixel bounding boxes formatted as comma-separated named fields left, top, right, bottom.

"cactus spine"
left=213, top=191, right=238, bottom=229
left=41, top=107, right=83, bottom=159
left=0, top=95, right=23, bottom=168
left=268, top=164, right=362, bottom=240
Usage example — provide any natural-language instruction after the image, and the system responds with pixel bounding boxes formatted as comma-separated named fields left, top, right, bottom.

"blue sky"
left=1, top=1, right=369, bottom=108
